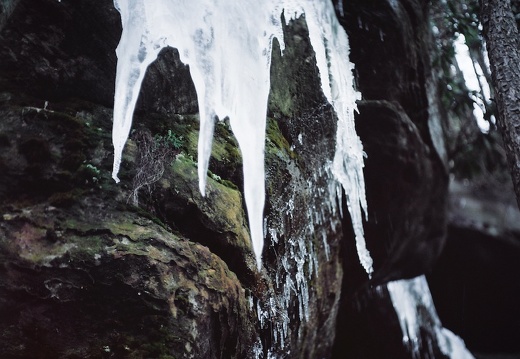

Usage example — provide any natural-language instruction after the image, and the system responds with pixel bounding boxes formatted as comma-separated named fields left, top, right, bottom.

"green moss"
left=211, top=121, right=241, bottom=162
left=172, top=152, right=197, bottom=172
left=136, top=113, right=200, bottom=156
left=219, top=178, right=239, bottom=191
left=269, top=81, right=295, bottom=116
left=183, top=130, right=199, bottom=159
left=205, top=169, right=237, bottom=191
left=58, top=214, right=165, bottom=260
left=67, top=235, right=108, bottom=262
left=75, top=163, right=103, bottom=187
left=123, top=112, right=244, bottom=192
left=158, top=129, right=183, bottom=149
left=266, top=119, right=288, bottom=150
left=48, top=189, right=84, bottom=207
left=265, top=118, right=297, bottom=161
left=128, top=205, right=170, bottom=231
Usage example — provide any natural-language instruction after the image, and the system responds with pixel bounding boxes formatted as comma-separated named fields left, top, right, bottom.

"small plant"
left=154, top=129, right=183, bottom=149
left=210, top=172, right=222, bottom=182
left=131, top=129, right=182, bottom=206
left=85, top=163, right=100, bottom=176
left=85, top=163, right=101, bottom=183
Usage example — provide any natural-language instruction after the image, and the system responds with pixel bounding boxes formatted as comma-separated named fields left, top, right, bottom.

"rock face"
left=332, top=0, right=452, bottom=358
left=0, top=0, right=468, bottom=358
left=0, top=1, right=343, bottom=358
left=341, top=0, right=448, bottom=285
left=0, top=0, right=19, bottom=31
left=428, top=179, right=520, bottom=355
left=356, top=100, right=446, bottom=284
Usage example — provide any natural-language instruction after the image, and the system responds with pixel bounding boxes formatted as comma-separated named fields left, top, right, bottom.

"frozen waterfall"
left=111, top=0, right=372, bottom=274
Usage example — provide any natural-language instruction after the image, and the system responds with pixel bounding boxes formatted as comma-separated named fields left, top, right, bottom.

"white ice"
left=387, top=275, right=474, bottom=359
left=300, top=1, right=372, bottom=276
left=454, top=34, right=492, bottom=133
left=111, top=0, right=372, bottom=274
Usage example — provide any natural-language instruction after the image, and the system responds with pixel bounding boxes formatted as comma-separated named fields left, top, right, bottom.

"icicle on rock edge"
left=110, top=0, right=374, bottom=275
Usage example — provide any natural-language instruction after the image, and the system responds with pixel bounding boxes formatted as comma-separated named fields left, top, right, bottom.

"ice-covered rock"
left=111, top=0, right=371, bottom=273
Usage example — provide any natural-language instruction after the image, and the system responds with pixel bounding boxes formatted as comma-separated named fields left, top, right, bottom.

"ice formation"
left=387, top=275, right=475, bottom=359
left=111, top=0, right=372, bottom=274
left=454, top=34, right=492, bottom=133
left=252, top=164, right=344, bottom=355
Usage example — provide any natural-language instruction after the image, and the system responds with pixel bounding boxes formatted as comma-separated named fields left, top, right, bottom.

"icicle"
left=111, top=0, right=285, bottom=270
left=112, top=0, right=166, bottom=182
left=111, top=0, right=372, bottom=274
left=291, top=1, right=373, bottom=276
left=387, top=276, right=475, bottom=359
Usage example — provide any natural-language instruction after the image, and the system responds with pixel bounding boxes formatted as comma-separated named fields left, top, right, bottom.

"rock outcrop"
left=0, top=1, right=343, bottom=358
